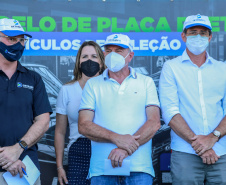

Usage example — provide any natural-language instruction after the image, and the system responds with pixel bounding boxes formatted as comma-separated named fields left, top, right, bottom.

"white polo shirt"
left=79, top=67, right=160, bottom=178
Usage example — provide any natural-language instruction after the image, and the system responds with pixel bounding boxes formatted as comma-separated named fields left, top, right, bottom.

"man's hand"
left=112, top=134, right=140, bottom=155
left=0, top=144, right=23, bottom=169
left=191, top=134, right=218, bottom=156
left=108, top=148, right=129, bottom=168
left=6, top=160, right=26, bottom=177
left=57, top=168, right=68, bottom=185
left=200, top=149, right=220, bottom=164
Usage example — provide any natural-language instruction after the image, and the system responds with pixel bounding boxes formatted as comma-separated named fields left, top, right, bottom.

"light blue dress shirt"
left=159, top=50, right=226, bottom=156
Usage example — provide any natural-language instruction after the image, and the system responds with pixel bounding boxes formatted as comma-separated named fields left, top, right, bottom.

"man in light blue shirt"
left=159, top=14, right=226, bottom=185
left=79, top=34, right=160, bottom=185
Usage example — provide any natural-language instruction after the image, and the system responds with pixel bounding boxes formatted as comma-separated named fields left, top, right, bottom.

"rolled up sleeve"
left=159, top=61, right=180, bottom=125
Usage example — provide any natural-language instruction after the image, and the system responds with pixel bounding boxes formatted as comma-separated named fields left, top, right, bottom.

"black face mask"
left=0, top=41, right=25, bottom=62
left=80, top=59, right=100, bottom=77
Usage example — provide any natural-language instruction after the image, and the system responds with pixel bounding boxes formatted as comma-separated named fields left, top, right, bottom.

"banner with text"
left=24, top=32, right=185, bottom=56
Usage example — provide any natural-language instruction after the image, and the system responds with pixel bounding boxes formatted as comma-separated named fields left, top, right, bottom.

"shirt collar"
left=0, top=61, right=27, bottom=74
left=17, top=61, right=27, bottom=73
left=103, top=68, right=109, bottom=80
left=129, top=67, right=137, bottom=79
left=103, top=67, right=137, bottom=80
left=181, top=50, right=213, bottom=64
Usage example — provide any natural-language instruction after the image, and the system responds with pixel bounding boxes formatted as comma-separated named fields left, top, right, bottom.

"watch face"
left=20, top=141, right=27, bottom=147
left=19, top=140, right=28, bottom=149
left=214, top=130, right=221, bottom=137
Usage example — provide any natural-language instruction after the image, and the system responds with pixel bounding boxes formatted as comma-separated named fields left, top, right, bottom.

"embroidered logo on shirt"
left=17, top=82, right=23, bottom=88
left=17, top=82, right=34, bottom=90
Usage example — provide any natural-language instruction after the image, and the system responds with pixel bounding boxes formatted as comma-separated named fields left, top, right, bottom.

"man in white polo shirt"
left=159, top=14, right=226, bottom=184
left=78, top=34, right=160, bottom=185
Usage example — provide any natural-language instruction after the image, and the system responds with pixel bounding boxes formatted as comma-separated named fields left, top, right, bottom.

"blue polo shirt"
left=0, top=61, right=52, bottom=172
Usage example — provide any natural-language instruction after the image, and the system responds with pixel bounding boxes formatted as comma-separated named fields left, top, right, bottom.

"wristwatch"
left=213, top=130, right=221, bottom=140
left=19, top=140, right=28, bottom=151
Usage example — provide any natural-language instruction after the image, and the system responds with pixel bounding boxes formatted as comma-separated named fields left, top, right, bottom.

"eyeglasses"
left=0, top=35, right=29, bottom=45
left=186, top=30, right=209, bottom=37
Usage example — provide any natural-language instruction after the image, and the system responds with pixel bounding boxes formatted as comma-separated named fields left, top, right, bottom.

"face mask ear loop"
left=124, top=52, right=130, bottom=59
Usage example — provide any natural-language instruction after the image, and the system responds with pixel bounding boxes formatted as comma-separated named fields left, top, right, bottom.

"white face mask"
left=186, top=34, right=209, bottom=55
left=105, top=52, right=130, bottom=72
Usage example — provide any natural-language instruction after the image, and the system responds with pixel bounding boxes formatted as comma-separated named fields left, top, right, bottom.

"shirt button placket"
left=198, top=69, right=208, bottom=134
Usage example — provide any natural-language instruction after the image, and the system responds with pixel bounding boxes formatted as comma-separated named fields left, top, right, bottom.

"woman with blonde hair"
left=54, top=41, right=105, bottom=185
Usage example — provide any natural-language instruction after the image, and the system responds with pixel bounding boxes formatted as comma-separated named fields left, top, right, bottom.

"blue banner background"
left=24, top=32, right=186, bottom=56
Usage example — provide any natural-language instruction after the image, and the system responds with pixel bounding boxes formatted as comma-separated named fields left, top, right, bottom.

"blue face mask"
left=0, top=41, right=25, bottom=62
left=186, top=34, right=209, bottom=55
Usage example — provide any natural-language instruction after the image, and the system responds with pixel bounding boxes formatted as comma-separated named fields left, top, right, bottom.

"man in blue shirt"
left=159, top=14, right=226, bottom=185
left=0, top=18, right=52, bottom=185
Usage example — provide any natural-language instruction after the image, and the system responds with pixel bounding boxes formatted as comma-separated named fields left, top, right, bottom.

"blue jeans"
left=91, top=172, right=153, bottom=185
